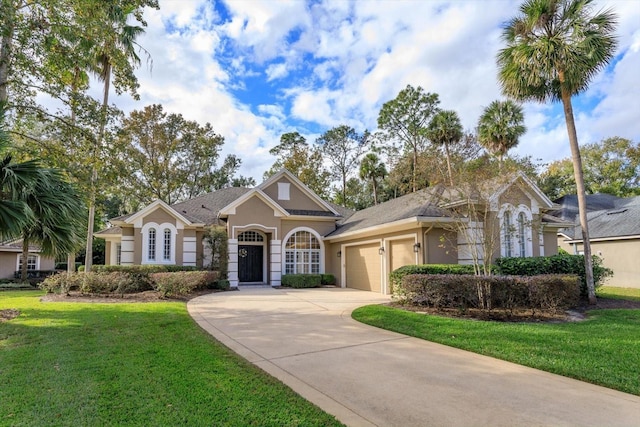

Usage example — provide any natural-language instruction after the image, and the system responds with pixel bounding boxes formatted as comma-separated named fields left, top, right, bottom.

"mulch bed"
left=39, top=289, right=218, bottom=304
left=388, top=297, right=640, bottom=323
left=0, top=309, right=20, bottom=322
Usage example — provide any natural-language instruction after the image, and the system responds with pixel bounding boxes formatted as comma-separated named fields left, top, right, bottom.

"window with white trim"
left=142, top=222, right=177, bottom=264
left=116, top=244, right=122, bottom=265
left=500, top=204, right=532, bottom=258
left=517, top=212, right=526, bottom=257
left=148, top=228, right=156, bottom=261
left=18, top=254, right=38, bottom=271
left=503, top=211, right=513, bottom=257
left=163, top=229, right=171, bottom=261
left=285, top=231, right=320, bottom=274
left=238, top=231, right=264, bottom=242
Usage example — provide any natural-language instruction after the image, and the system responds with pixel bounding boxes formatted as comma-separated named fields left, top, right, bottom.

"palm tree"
left=426, top=110, right=463, bottom=185
left=84, top=4, right=148, bottom=272
left=497, top=0, right=617, bottom=304
left=359, top=153, right=387, bottom=205
left=19, top=169, right=85, bottom=280
left=477, top=100, right=526, bottom=170
left=0, top=103, right=40, bottom=240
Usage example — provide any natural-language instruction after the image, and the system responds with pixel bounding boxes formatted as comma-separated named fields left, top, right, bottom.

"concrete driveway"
left=188, top=287, right=640, bottom=427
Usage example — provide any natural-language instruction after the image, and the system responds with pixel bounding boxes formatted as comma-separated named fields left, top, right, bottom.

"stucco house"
left=96, top=169, right=566, bottom=294
left=0, top=240, right=55, bottom=279
left=555, top=194, right=640, bottom=288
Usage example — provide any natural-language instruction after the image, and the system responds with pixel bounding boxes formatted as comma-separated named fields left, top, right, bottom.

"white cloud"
left=96, top=0, right=638, bottom=186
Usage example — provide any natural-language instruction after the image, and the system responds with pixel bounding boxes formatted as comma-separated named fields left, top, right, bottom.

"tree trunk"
left=85, top=64, right=111, bottom=272
left=560, top=87, right=596, bottom=304
left=20, top=237, right=29, bottom=282
left=444, top=141, right=453, bottom=186
left=0, top=1, right=15, bottom=104
left=372, top=178, right=378, bottom=205
left=412, top=145, right=418, bottom=193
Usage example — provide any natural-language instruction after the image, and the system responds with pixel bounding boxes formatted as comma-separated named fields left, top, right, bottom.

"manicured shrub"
left=92, top=265, right=200, bottom=291
left=395, top=273, right=579, bottom=312
left=494, top=254, right=612, bottom=297
left=321, top=274, right=336, bottom=286
left=389, top=264, right=477, bottom=294
left=40, top=273, right=83, bottom=294
left=150, top=271, right=219, bottom=297
left=211, top=279, right=230, bottom=290
left=281, top=274, right=322, bottom=288
left=79, top=272, right=138, bottom=296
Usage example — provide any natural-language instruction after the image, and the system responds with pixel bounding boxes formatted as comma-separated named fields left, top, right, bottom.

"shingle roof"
left=95, top=226, right=122, bottom=236
left=326, top=187, right=451, bottom=237
left=171, top=187, right=252, bottom=225
left=550, top=194, right=620, bottom=222
left=556, top=194, right=640, bottom=240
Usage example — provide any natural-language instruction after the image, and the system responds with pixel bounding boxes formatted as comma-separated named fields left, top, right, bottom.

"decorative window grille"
left=148, top=228, right=156, bottom=261
left=285, top=231, right=320, bottom=274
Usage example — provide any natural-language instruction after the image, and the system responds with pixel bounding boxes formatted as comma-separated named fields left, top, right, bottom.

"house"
left=0, top=240, right=56, bottom=279
left=95, top=169, right=566, bottom=294
left=554, top=194, right=640, bottom=288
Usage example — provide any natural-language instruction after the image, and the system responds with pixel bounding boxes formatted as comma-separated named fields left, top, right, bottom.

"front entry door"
left=238, top=245, right=263, bottom=282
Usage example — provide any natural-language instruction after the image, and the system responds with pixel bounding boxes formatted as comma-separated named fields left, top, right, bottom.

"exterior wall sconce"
left=378, top=246, right=385, bottom=255
left=337, top=250, right=342, bottom=258
left=413, top=242, right=421, bottom=253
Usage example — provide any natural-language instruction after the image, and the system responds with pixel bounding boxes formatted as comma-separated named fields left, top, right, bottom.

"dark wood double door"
left=238, top=245, right=264, bottom=283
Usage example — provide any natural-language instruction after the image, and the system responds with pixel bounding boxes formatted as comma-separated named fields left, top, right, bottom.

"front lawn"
left=353, top=304, right=640, bottom=395
left=598, top=286, right=640, bottom=301
left=0, top=291, right=342, bottom=426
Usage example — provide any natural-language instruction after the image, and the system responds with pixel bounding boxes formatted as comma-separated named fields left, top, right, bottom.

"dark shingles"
left=171, top=187, right=252, bottom=225
left=326, top=188, right=450, bottom=237
left=555, top=195, right=640, bottom=239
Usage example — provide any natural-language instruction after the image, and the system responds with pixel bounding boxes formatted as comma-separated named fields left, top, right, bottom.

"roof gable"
left=219, top=189, right=289, bottom=217
left=488, top=172, right=555, bottom=213
left=118, top=200, right=198, bottom=228
left=259, top=169, right=340, bottom=216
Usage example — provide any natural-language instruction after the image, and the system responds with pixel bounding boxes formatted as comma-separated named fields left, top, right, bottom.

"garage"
left=345, top=242, right=382, bottom=292
left=389, top=238, right=415, bottom=273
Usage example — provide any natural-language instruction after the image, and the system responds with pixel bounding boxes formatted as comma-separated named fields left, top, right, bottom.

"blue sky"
left=107, top=0, right=640, bottom=182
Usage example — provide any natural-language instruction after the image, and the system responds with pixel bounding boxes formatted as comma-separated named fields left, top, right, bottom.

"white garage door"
left=345, top=243, right=382, bottom=292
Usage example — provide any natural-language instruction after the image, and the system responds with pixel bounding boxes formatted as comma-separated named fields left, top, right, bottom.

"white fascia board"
left=564, top=234, right=640, bottom=244
left=125, top=199, right=193, bottom=227
left=259, top=169, right=340, bottom=216
left=219, top=189, right=289, bottom=217
left=324, top=216, right=462, bottom=242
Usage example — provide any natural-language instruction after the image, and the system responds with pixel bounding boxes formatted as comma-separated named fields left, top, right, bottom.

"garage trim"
left=340, top=238, right=383, bottom=293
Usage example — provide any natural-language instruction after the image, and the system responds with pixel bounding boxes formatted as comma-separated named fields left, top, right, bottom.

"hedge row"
left=389, top=264, right=477, bottom=294
left=396, top=274, right=580, bottom=312
left=39, top=270, right=225, bottom=297
left=281, top=274, right=322, bottom=288
left=493, top=254, right=612, bottom=297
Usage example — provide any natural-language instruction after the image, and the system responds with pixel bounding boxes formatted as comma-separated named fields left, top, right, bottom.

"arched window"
left=517, top=212, right=526, bottom=257
left=142, top=222, right=176, bottom=264
left=163, top=228, right=172, bottom=261
left=148, top=228, right=156, bottom=261
left=503, top=211, right=513, bottom=257
left=238, top=231, right=264, bottom=242
left=284, top=231, right=320, bottom=274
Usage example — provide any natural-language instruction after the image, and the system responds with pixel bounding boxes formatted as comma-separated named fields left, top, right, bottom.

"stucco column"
left=120, top=236, right=135, bottom=265
left=228, top=239, right=239, bottom=288
left=270, top=239, right=282, bottom=287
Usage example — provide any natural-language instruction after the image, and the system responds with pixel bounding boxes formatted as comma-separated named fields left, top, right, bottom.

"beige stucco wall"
left=262, top=178, right=327, bottom=212
left=227, top=196, right=281, bottom=238
left=565, top=239, right=640, bottom=289
left=281, top=220, right=335, bottom=241
left=122, top=227, right=134, bottom=237
left=499, top=186, right=530, bottom=207
left=134, top=228, right=142, bottom=265
left=543, top=231, right=559, bottom=256
left=0, top=252, right=55, bottom=279
left=0, top=252, right=17, bottom=278
left=142, top=208, right=177, bottom=226
left=425, top=228, right=458, bottom=264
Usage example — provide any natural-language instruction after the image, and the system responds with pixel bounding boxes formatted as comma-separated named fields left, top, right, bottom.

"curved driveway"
left=188, top=287, right=640, bottom=427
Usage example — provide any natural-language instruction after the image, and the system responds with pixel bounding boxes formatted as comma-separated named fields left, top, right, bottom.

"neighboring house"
left=554, top=194, right=640, bottom=288
left=0, top=240, right=56, bottom=279
left=96, top=169, right=565, bottom=294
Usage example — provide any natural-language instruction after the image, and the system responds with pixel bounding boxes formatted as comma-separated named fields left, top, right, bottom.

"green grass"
left=0, top=291, right=342, bottom=426
left=598, top=286, right=640, bottom=301
left=353, top=304, right=640, bottom=395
